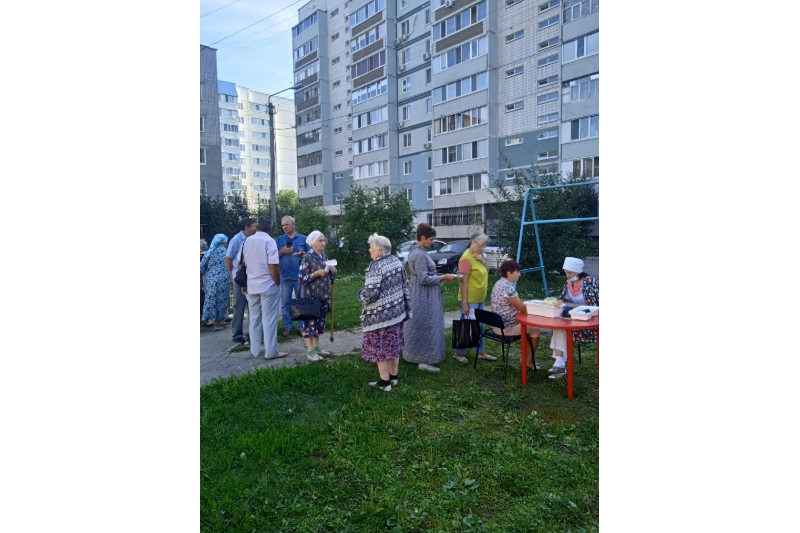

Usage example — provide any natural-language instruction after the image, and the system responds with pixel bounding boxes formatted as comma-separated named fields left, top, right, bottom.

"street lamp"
left=268, top=83, right=303, bottom=222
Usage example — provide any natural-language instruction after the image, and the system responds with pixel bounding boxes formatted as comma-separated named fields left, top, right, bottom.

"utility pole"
left=267, top=83, right=302, bottom=222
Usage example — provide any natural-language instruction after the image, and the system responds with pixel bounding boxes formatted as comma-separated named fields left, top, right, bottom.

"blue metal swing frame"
left=514, top=180, right=599, bottom=297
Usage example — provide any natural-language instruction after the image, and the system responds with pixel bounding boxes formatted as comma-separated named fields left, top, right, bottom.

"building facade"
left=290, top=0, right=598, bottom=238
left=200, top=45, right=223, bottom=199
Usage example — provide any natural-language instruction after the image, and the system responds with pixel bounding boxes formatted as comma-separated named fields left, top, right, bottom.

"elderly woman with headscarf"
left=297, top=230, right=336, bottom=361
left=200, top=233, right=230, bottom=331
left=548, top=256, right=599, bottom=380
left=358, top=233, right=411, bottom=391
left=453, top=232, right=496, bottom=364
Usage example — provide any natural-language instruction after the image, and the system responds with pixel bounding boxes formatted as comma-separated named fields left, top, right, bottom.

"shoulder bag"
left=234, top=240, right=248, bottom=288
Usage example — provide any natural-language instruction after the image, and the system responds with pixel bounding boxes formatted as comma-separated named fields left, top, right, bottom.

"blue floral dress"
left=200, top=245, right=230, bottom=322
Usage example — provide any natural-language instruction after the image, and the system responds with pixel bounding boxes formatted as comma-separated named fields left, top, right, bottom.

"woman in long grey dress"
left=403, top=223, right=458, bottom=372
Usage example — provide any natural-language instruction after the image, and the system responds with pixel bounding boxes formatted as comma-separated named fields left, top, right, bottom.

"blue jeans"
left=280, top=279, right=301, bottom=330
left=455, top=301, right=485, bottom=355
left=246, top=284, right=280, bottom=358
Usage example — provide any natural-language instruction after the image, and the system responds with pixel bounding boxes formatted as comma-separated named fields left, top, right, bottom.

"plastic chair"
left=474, top=309, right=527, bottom=380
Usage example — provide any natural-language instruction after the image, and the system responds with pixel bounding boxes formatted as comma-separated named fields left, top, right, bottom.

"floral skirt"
left=299, top=300, right=329, bottom=339
left=361, top=322, right=404, bottom=363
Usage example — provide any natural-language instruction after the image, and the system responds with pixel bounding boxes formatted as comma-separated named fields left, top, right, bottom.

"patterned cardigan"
left=559, top=276, right=599, bottom=344
left=358, top=253, right=412, bottom=332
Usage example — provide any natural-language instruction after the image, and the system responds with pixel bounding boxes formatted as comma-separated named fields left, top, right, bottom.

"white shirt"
left=241, top=231, right=279, bottom=294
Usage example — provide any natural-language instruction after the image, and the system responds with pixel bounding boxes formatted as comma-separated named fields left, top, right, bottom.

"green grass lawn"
left=201, top=328, right=599, bottom=532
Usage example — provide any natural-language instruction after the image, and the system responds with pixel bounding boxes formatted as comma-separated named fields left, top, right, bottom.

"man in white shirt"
left=225, top=216, right=257, bottom=344
left=241, top=216, right=287, bottom=360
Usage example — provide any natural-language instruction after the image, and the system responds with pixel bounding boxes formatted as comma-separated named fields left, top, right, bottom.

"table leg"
left=566, top=330, right=574, bottom=400
left=520, top=324, right=527, bottom=386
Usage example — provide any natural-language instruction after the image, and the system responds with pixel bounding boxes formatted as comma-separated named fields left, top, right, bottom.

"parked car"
left=430, top=240, right=471, bottom=274
left=397, top=239, right=447, bottom=266
left=483, top=236, right=513, bottom=271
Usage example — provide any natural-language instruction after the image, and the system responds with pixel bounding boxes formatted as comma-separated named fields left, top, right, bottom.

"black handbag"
left=234, top=242, right=247, bottom=288
left=290, top=285, right=323, bottom=320
left=452, top=315, right=482, bottom=349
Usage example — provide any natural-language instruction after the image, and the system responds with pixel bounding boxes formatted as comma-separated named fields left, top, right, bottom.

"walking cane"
left=329, top=273, right=336, bottom=342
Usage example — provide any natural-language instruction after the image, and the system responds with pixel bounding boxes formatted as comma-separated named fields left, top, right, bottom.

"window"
left=538, top=150, right=558, bottom=160
left=220, top=109, right=238, bottom=119
left=505, top=170, right=524, bottom=180
left=505, top=137, right=523, bottom=146
left=401, top=76, right=411, bottom=93
left=333, top=103, right=342, bottom=110
left=401, top=0, right=408, bottom=8
left=433, top=1, right=488, bottom=42
left=297, top=174, right=323, bottom=189
left=239, top=130, right=245, bottom=138
left=426, top=68, right=432, bottom=84
left=406, top=188, right=413, bottom=201
left=350, top=78, right=388, bottom=105
left=335, top=150, right=343, bottom=157
left=506, top=29, right=524, bottom=43
left=433, top=35, right=488, bottom=73
left=349, top=0, right=386, bottom=28
left=331, top=8, right=339, bottom=16
left=353, top=160, right=389, bottom=180
left=250, top=103, right=269, bottom=112
left=539, top=15, right=559, bottom=29
left=331, top=32, right=339, bottom=41
left=352, top=133, right=388, bottom=154
left=224, top=138, right=240, bottom=147
left=402, top=133, right=411, bottom=147
left=563, top=32, right=599, bottom=63
left=346, top=51, right=350, bottom=57
left=400, top=49, right=411, bottom=65
left=222, top=124, right=239, bottom=132
left=432, top=71, right=488, bottom=104
left=351, top=23, right=386, bottom=54
left=238, top=103, right=244, bottom=110
left=567, top=115, right=599, bottom=140
left=537, top=92, right=558, bottom=104
left=425, top=9, right=430, bottom=24
left=332, top=56, right=340, bottom=64
left=540, top=0, right=560, bottom=11
left=350, top=50, right=386, bottom=79
left=297, top=152, right=323, bottom=168
left=506, top=101, right=524, bottom=112
left=222, top=152, right=241, bottom=161
left=299, top=195, right=324, bottom=207
left=292, top=12, right=318, bottom=38
left=201, top=180, right=207, bottom=194
left=539, top=75, right=559, bottom=86
left=200, top=148, right=206, bottom=165
left=538, top=113, right=559, bottom=124
left=251, top=117, right=268, bottom=125
left=426, top=98, right=432, bottom=114
left=334, top=172, right=344, bottom=179
left=435, top=174, right=484, bottom=195
left=427, top=127, right=432, bottom=142
left=352, top=105, right=388, bottom=129
left=254, top=158, right=269, bottom=165
left=427, top=185, right=433, bottom=199
left=297, top=128, right=321, bottom=148
left=294, top=36, right=319, bottom=61
left=239, top=117, right=245, bottom=124
left=240, top=144, right=246, bottom=152
left=200, top=116, right=205, bottom=132
left=294, top=62, right=319, bottom=84
left=296, top=105, right=321, bottom=126
left=538, top=129, right=558, bottom=140
left=220, top=94, right=237, bottom=103
left=333, top=80, right=341, bottom=88
left=401, top=20, right=410, bottom=35
left=334, top=127, right=343, bottom=134
left=564, top=0, right=598, bottom=23
left=506, top=66, right=524, bottom=77
left=507, top=0, right=523, bottom=6
left=426, top=40, right=431, bottom=54
left=538, top=54, right=558, bottom=67
left=569, top=156, right=600, bottom=178
left=250, top=145, right=268, bottom=153
left=295, top=83, right=319, bottom=105
left=428, top=157, right=432, bottom=171
left=540, top=37, right=559, bottom=49
left=434, top=105, right=487, bottom=134
left=404, top=161, right=412, bottom=174
left=436, top=140, right=488, bottom=166
left=253, top=171, right=268, bottom=179
left=401, top=105, right=411, bottom=121
left=563, top=74, right=598, bottom=103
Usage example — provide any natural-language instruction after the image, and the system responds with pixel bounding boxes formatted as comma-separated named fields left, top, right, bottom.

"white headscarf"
left=306, top=230, right=324, bottom=247
left=563, top=257, right=584, bottom=273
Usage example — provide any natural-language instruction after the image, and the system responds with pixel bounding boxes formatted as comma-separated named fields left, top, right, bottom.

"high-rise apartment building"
left=201, top=45, right=223, bottom=199
left=217, top=81, right=298, bottom=209
left=290, top=0, right=598, bottom=238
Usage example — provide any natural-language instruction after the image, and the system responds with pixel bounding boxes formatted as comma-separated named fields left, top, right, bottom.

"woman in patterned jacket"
left=358, top=233, right=411, bottom=392
left=548, top=256, right=599, bottom=380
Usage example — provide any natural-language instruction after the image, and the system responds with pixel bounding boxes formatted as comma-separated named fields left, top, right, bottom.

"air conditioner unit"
left=401, top=34, right=409, bottom=41
left=423, top=52, right=431, bottom=60
left=394, top=38, right=402, bottom=45
left=398, top=64, right=406, bottom=72
left=398, top=121, right=405, bottom=128
left=445, top=0, right=455, bottom=7
left=424, top=142, right=432, bottom=149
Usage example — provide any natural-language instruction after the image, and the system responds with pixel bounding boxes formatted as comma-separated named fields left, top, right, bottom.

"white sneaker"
left=316, top=348, right=332, bottom=356
left=307, top=353, right=324, bottom=362
left=368, top=381, right=392, bottom=391
left=418, top=364, right=440, bottom=373
left=548, top=365, right=565, bottom=375
left=548, top=370, right=567, bottom=380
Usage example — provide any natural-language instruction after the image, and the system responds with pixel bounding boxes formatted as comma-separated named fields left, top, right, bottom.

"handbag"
left=290, top=285, right=323, bottom=321
left=234, top=242, right=248, bottom=288
left=452, top=314, right=482, bottom=349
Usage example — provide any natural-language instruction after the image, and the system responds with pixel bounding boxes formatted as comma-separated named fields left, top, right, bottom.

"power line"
left=208, top=0, right=308, bottom=46
left=200, top=0, right=241, bottom=18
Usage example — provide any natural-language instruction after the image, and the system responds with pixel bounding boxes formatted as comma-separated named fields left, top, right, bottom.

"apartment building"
left=217, top=81, right=298, bottom=209
left=200, top=45, right=223, bottom=199
left=290, top=0, right=599, bottom=239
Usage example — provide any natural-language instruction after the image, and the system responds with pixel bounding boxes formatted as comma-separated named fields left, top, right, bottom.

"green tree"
left=337, top=185, right=416, bottom=268
left=200, top=194, right=251, bottom=241
left=488, top=165, right=598, bottom=275
left=293, top=203, right=331, bottom=245
left=276, top=189, right=299, bottom=219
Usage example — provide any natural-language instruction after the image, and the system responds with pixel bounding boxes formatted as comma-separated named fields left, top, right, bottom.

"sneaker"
left=368, top=381, right=392, bottom=392
left=266, top=352, right=288, bottom=360
left=282, top=329, right=292, bottom=337
left=418, top=364, right=440, bottom=373
left=548, top=370, right=567, bottom=380
left=316, top=348, right=332, bottom=356
left=390, top=378, right=399, bottom=386
left=452, top=355, right=469, bottom=364
left=232, top=336, right=246, bottom=344
left=548, top=365, right=565, bottom=375
left=307, top=353, right=324, bottom=362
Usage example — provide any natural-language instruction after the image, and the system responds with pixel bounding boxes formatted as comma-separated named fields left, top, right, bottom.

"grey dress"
left=402, top=243, right=446, bottom=364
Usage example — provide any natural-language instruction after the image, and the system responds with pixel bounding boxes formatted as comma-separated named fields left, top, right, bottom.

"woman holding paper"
left=297, top=230, right=336, bottom=361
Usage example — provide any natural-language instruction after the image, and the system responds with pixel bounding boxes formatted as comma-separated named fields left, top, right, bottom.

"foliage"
left=337, top=186, right=417, bottom=269
left=251, top=189, right=300, bottom=223
left=200, top=195, right=251, bottom=241
left=293, top=203, right=331, bottom=245
left=488, top=165, right=598, bottom=275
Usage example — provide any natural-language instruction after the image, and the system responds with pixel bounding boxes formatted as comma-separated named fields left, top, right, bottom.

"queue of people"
left=201, top=218, right=598, bottom=389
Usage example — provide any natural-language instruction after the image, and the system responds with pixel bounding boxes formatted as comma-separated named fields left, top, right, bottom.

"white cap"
left=563, top=257, right=584, bottom=273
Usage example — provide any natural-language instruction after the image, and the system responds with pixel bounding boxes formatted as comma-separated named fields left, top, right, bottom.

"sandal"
left=477, top=354, right=497, bottom=361
left=452, top=355, right=469, bottom=364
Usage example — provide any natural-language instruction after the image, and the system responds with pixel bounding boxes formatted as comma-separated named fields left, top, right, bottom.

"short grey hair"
left=281, top=216, right=295, bottom=224
left=470, top=232, right=488, bottom=246
left=368, top=233, right=392, bottom=254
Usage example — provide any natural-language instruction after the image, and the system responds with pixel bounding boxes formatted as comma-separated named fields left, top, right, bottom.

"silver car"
left=397, top=239, right=446, bottom=266
left=483, top=237, right=513, bottom=271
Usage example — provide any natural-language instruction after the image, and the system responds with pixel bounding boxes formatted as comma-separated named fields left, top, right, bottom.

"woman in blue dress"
left=200, top=234, right=230, bottom=331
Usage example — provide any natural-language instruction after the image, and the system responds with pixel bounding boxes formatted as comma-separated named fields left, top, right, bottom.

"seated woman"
left=490, top=260, right=541, bottom=371
left=548, top=257, right=599, bottom=380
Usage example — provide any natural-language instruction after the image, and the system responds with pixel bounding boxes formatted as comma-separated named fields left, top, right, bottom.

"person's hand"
left=329, top=266, right=337, bottom=274
left=241, top=287, right=247, bottom=294
left=462, top=304, right=470, bottom=315
left=441, top=274, right=456, bottom=281
left=293, top=250, right=304, bottom=257
left=314, top=269, right=327, bottom=278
